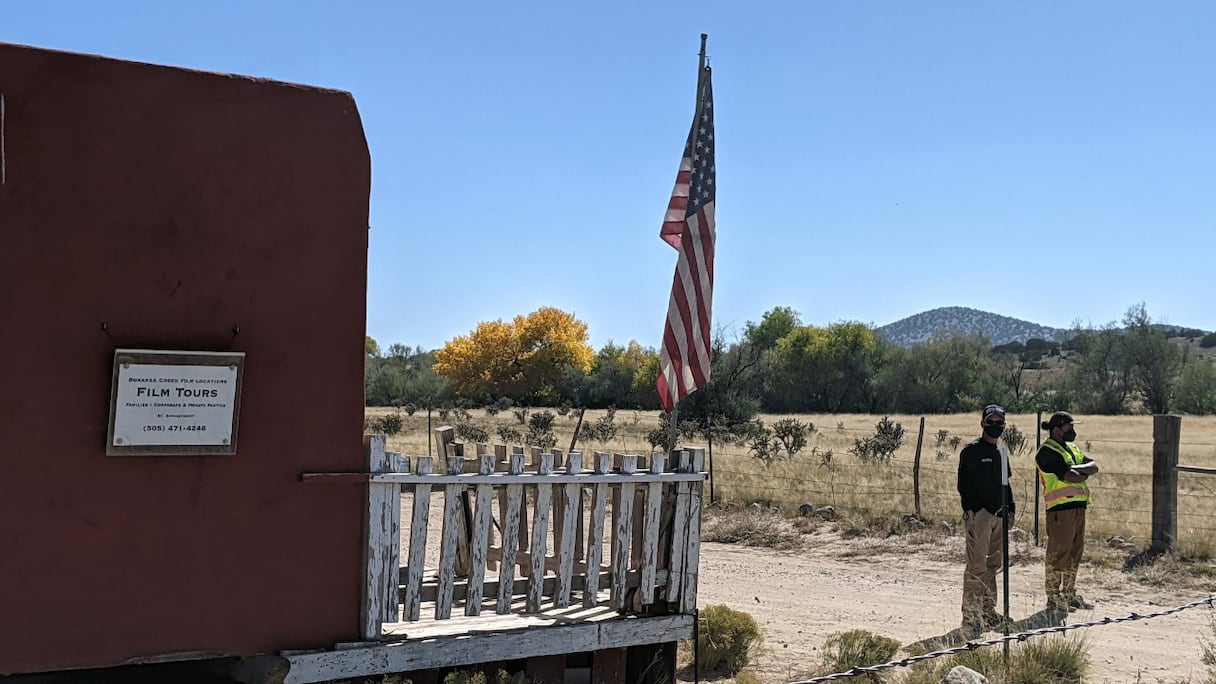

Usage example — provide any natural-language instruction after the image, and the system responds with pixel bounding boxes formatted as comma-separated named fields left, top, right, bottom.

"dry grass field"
left=367, top=407, right=1216, bottom=682
left=368, top=407, right=1216, bottom=554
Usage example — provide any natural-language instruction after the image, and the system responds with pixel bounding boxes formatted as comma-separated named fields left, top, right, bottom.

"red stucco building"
left=0, top=41, right=372, bottom=675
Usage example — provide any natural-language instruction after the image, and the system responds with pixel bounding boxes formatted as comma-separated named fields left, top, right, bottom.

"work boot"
left=960, top=619, right=984, bottom=638
left=1047, top=594, right=1068, bottom=614
left=1068, top=594, right=1094, bottom=611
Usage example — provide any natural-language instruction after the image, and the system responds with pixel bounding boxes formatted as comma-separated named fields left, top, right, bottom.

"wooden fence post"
left=362, top=436, right=407, bottom=638
left=912, top=416, right=925, bottom=517
left=1151, top=414, right=1182, bottom=552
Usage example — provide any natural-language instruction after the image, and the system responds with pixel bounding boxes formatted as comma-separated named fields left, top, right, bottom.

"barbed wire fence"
left=786, top=593, right=1216, bottom=683
left=370, top=408, right=1216, bottom=546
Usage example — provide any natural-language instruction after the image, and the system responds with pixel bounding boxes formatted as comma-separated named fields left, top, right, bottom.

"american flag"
left=657, top=65, right=715, bottom=414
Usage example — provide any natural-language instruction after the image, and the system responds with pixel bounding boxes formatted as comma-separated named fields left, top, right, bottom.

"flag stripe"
left=657, top=66, right=716, bottom=414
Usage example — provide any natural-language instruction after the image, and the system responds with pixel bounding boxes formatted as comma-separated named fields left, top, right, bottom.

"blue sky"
left=7, top=2, right=1214, bottom=351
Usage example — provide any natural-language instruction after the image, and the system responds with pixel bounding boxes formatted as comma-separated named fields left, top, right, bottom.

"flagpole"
left=667, top=34, right=710, bottom=456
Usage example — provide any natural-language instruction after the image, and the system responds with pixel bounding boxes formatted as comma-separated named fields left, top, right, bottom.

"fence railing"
left=307, top=431, right=706, bottom=640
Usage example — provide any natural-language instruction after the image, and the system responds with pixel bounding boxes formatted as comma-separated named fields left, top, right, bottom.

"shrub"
left=647, top=423, right=672, bottom=452
left=1200, top=612, right=1216, bottom=682
left=849, top=416, right=904, bottom=464
left=747, top=429, right=784, bottom=466
left=772, top=417, right=812, bottom=455
left=904, top=635, right=1089, bottom=684
left=645, top=413, right=700, bottom=452
left=1017, top=635, right=1090, bottom=682
left=525, top=410, right=557, bottom=452
left=455, top=422, right=489, bottom=444
left=818, top=629, right=900, bottom=681
left=374, top=411, right=404, bottom=436
left=496, top=425, right=522, bottom=446
left=696, top=604, right=762, bottom=674
left=592, top=407, right=618, bottom=443
left=402, top=402, right=418, bottom=417
left=512, top=407, right=529, bottom=424
left=442, top=670, right=526, bottom=684
left=702, top=508, right=804, bottom=550
left=948, top=435, right=963, bottom=449
left=935, top=429, right=950, bottom=446
left=1002, top=423, right=1027, bottom=456
left=1201, top=333, right=1216, bottom=348
left=527, top=410, right=555, bottom=434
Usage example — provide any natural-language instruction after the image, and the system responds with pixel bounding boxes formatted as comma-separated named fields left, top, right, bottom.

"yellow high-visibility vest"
left=1039, top=438, right=1091, bottom=510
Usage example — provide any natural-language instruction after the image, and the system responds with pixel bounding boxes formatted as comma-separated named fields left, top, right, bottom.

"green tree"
left=631, top=351, right=664, bottom=411
left=656, top=332, right=762, bottom=450
left=1056, top=326, right=1132, bottom=414
left=744, top=306, right=802, bottom=351
left=1122, top=303, right=1183, bottom=413
left=583, top=340, right=652, bottom=408
left=764, top=322, right=882, bottom=413
left=872, top=333, right=995, bottom=413
left=1175, top=356, right=1216, bottom=415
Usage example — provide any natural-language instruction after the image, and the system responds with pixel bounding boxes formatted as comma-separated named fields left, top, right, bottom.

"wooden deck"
left=282, top=608, right=693, bottom=683
left=281, top=431, right=706, bottom=683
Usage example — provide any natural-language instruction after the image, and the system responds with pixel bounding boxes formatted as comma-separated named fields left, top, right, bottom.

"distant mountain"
left=877, top=307, right=1070, bottom=347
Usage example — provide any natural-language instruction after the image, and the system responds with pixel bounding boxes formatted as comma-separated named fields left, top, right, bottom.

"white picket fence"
left=341, top=431, right=705, bottom=640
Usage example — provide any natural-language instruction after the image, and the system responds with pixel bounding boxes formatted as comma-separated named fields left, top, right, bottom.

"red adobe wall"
left=0, top=43, right=371, bottom=674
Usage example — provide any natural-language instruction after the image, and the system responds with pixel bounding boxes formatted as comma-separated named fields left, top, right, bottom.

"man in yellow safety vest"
left=1036, top=411, right=1100, bottom=613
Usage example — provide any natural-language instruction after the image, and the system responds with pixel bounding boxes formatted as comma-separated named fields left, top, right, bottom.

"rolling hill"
left=877, top=307, right=1070, bottom=347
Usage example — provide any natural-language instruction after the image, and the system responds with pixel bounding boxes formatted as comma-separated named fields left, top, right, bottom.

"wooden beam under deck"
left=279, top=612, right=693, bottom=684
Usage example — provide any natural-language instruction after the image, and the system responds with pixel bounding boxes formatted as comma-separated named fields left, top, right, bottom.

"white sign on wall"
left=107, top=349, right=246, bottom=456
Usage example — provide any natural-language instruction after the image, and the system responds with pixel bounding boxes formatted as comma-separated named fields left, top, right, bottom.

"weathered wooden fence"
left=338, top=431, right=705, bottom=639
left=1151, top=413, right=1216, bottom=552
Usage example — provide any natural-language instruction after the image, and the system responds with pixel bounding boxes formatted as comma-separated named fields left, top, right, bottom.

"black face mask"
left=983, top=424, right=1005, bottom=439
left=1062, top=429, right=1077, bottom=442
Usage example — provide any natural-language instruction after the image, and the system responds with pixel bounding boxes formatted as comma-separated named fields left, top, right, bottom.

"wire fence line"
left=374, top=410, right=1216, bottom=544
left=708, top=460, right=1216, bottom=539
left=786, top=594, right=1216, bottom=684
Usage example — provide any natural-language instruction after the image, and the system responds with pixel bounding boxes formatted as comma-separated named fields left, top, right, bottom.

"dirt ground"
left=692, top=531, right=1216, bottom=684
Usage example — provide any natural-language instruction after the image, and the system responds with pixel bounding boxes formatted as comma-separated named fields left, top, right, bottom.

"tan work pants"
left=1045, top=506, right=1086, bottom=607
left=962, top=508, right=1004, bottom=625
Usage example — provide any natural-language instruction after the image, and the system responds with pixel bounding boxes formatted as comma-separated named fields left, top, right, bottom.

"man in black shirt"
left=957, top=404, right=1016, bottom=633
left=1036, top=411, right=1099, bottom=612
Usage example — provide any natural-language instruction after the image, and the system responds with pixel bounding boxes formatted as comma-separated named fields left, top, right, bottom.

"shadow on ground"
left=904, top=608, right=1071, bottom=654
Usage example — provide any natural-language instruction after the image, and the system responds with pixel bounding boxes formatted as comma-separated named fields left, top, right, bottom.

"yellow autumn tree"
left=434, top=307, right=595, bottom=402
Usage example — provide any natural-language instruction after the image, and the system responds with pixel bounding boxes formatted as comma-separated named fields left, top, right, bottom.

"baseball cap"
left=982, top=404, right=1006, bottom=421
left=1042, top=411, right=1079, bottom=430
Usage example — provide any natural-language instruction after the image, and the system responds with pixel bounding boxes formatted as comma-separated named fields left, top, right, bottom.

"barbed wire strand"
left=786, top=594, right=1216, bottom=684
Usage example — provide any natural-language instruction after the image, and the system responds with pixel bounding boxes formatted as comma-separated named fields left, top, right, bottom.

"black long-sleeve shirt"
left=957, top=437, right=1015, bottom=516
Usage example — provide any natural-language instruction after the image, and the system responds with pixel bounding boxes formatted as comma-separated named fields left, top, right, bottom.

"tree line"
left=365, top=303, right=1216, bottom=430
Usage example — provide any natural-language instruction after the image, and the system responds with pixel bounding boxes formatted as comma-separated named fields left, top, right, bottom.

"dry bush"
left=696, top=604, right=763, bottom=675
left=905, top=634, right=1089, bottom=684
left=816, top=629, right=900, bottom=682
left=701, top=507, right=805, bottom=550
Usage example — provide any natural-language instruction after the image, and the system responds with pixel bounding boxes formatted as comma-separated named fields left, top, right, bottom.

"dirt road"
left=694, top=534, right=1215, bottom=683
